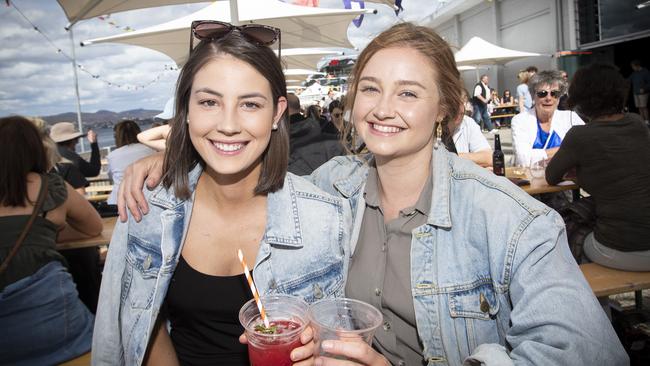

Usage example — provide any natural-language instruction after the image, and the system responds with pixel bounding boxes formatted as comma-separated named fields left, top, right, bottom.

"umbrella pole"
left=68, top=28, right=86, bottom=153
left=230, top=0, right=240, bottom=25
left=475, top=67, right=480, bottom=82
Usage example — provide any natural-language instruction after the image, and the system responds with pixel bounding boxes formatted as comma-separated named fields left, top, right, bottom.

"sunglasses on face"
left=535, top=90, right=562, bottom=99
left=189, top=20, right=282, bottom=57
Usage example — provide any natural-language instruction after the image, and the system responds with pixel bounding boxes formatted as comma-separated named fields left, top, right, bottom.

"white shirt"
left=473, top=82, right=489, bottom=101
left=453, top=116, right=491, bottom=153
left=106, top=143, right=156, bottom=204
left=511, top=108, right=584, bottom=166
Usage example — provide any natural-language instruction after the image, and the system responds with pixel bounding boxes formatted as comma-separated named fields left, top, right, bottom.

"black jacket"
left=288, top=114, right=345, bottom=176
left=57, top=142, right=101, bottom=177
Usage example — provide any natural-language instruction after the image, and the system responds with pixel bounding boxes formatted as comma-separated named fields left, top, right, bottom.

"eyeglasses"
left=189, top=20, right=282, bottom=57
left=535, top=90, right=562, bottom=99
left=332, top=113, right=342, bottom=118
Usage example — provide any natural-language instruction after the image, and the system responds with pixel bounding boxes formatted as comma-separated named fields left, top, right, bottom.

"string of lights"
left=7, top=1, right=178, bottom=90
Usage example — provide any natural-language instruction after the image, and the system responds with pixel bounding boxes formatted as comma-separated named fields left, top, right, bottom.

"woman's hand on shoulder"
left=314, top=340, right=390, bottom=366
left=117, top=152, right=165, bottom=222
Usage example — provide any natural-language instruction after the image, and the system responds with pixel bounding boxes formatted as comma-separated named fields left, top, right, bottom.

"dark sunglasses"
left=189, top=20, right=281, bottom=57
left=535, top=90, right=562, bottom=99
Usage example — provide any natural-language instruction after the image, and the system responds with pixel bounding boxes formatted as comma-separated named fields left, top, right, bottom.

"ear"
left=273, top=96, right=288, bottom=125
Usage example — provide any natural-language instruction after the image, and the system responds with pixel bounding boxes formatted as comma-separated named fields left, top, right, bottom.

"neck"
left=199, top=162, right=264, bottom=211
left=537, top=109, right=554, bottom=124
left=374, top=141, right=433, bottom=216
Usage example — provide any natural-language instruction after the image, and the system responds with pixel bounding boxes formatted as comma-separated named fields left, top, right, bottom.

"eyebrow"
left=194, top=87, right=268, bottom=100
left=359, top=76, right=426, bottom=89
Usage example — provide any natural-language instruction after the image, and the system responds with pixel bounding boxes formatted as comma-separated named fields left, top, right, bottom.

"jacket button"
left=374, top=288, right=381, bottom=296
left=143, top=255, right=152, bottom=270
left=480, top=293, right=490, bottom=313
left=383, top=321, right=391, bottom=331
left=398, top=361, right=406, bottom=366
left=313, top=284, right=324, bottom=299
left=381, top=244, right=387, bottom=252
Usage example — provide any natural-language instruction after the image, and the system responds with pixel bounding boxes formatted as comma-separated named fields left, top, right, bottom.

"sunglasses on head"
left=536, top=90, right=562, bottom=99
left=189, top=20, right=281, bottom=57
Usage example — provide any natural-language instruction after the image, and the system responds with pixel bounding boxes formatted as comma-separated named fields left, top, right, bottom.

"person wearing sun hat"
left=50, top=122, right=101, bottom=177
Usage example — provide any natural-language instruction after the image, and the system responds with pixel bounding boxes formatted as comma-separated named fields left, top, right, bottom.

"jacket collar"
left=150, top=164, right=304, bottom=248
left=333, top=149, right=453, bottom=229
left=149, top=163, right=203, bottom=210
left=264, top=175, right=304, bottom=248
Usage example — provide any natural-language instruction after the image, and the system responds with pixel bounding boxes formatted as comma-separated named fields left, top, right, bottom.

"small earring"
left=433, top=120, right=442, bottom=150
left=272, top=123, right=278, bottom=130
left=186, top=118, right=190, bottom=124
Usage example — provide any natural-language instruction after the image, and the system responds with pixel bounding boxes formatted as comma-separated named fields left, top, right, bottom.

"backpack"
left=558, top=196, right=596, bottom=262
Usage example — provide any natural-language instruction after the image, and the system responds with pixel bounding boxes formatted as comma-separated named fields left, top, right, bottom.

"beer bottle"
left=493, top=133, right=505, bottom=176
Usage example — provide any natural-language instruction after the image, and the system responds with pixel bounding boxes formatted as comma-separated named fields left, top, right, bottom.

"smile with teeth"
left=370, top=122, right=403, bottom=133
left=212, top=141, right=246, bottom=152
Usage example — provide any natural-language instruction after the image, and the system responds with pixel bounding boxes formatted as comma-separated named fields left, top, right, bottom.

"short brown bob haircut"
left=342, top=22, right=463, bottom=151
left=162, top=31, right=289, bottom=199
left=0, top=116, right=48, bottom=206
left=114, top=120, right=142, bottom=148
left=567, top=63, right=628, bottom=121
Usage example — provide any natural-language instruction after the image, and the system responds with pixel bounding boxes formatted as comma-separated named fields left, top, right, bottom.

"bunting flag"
left=7, top=1, right=174, bottom=90
left=96, top=14, right=135, bottom=32
left=343, top=0, right=366, bottom=27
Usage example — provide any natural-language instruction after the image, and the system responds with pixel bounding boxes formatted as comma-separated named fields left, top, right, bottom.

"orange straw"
left=237, top=249, right=270, bottom=328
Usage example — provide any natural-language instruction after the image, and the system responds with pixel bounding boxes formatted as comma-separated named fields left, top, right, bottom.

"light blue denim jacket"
left=309, top=148, right=628, bottom=366
left=92, top=165, right=351, bottom=365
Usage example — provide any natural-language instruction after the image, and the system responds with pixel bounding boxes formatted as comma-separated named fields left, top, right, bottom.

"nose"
left=216, top=107, right=242, bottom=135
left=373, top=94, right=396, bottom=120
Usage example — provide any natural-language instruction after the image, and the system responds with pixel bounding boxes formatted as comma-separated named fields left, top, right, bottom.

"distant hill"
left=41, top=109, right=162, bottom=129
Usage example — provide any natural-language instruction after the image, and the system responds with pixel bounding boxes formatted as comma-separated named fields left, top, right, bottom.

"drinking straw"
left=237, top=249, right=270, bottom=328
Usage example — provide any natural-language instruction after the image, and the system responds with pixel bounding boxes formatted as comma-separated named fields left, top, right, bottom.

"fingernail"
left=322, top=341, right=333, bottom=350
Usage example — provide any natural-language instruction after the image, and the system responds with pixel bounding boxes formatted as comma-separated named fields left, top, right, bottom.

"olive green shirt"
left=346, top=162, right=432, bottom=366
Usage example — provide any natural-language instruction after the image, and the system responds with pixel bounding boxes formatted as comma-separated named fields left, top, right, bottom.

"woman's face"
left=534, top=82, right=561, bottom=117
left=187, top=54, right=286, bottom=177
left=352, top=47, right=442, bottom=163
left=331, top=107, right=343, bottom=128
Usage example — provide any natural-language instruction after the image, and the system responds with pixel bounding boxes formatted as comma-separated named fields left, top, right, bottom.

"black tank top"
left=165, top=256, right=253, bottom=365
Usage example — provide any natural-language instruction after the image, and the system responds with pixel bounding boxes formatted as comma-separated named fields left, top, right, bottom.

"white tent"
left=81, top=0, right=376, bottom=66
left=57, top=0, right=209, bottom=28
left=455, top=37, right=542, bottom=66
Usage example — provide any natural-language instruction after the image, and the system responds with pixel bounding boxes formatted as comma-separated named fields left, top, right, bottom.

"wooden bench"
left=580, top=263, right=650, bottom=309
left=490, top=113, right=516, bottom=119
left=59, top=352, right=91, bottom=366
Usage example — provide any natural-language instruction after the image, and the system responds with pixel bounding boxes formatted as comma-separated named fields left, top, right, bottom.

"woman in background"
left=0, top=116, right=102, bottom=365
left=106, top=120, right=155, bottom=204
left=546, top=63, right=650, bottom=271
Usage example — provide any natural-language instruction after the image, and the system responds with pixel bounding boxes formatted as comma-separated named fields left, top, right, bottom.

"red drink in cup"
left=239, top=294, right=309, bottom=366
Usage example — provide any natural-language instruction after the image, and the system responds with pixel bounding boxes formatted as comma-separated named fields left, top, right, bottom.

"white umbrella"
left=57, top=0, right=209, bottom=28
left=283, top=68, right=323, bottom=76
left=455, top=36, right=541, bottom=80
left=81, top=0, right=376, bottom=66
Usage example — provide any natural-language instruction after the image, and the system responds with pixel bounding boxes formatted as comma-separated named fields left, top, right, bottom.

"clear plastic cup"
left=529, top=158, right=546, bottom=179
left=309, top=298, right=383, bottom=359
left=239, top=294, right=309, bottom=366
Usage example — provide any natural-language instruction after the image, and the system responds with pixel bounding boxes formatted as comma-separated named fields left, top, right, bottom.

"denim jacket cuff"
left=463, top=343, right=514, bottom=366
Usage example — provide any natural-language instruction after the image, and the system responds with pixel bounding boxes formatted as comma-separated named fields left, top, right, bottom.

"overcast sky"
left=0, top=0, right=439, bottom=117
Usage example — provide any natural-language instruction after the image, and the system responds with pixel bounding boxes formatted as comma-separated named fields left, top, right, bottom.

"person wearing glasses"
left=511, top=70, right=584, bottom=167
left=118, top=23, right=626, bottom=366
left=545, top=64, right=650, bottom=271
left=322, top=99, right=344, bottom=137
left=92, top=21, right=351, bottom=366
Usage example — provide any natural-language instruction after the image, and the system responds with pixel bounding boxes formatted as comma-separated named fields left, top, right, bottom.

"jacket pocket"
left=447, top=282, right=500, bottom=355
left=276, top=261, right=344, bottom=304
left=123, top=235, right=163, bottom=309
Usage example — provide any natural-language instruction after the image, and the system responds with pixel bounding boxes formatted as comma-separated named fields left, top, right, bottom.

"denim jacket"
left=92, top=165, right=351, bottom=365
left=310, top=148, right=628, bottom=366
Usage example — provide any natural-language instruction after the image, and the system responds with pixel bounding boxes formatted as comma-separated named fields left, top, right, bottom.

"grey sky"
left=0, top=0, right=439, bottom=117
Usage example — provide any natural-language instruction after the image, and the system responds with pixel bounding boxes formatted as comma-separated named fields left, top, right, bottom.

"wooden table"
left=85, top=185, right=113, bottom=193
left=506, top=167, right=579, bottom=195
left=56, top=216, right=116, bottom=250
left=490, top=103, right=517, bottom=120
left=581, top=262, right=650, bottom=309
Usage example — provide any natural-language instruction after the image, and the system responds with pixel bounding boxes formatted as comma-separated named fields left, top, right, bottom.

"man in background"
left=472, top=74, right=496, bottom=133
left=50, top=122, right=101, bottom=177
left=630, top=59, right=650, bottom=125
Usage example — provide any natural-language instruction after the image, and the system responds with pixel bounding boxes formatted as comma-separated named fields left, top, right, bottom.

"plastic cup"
left=309, top=298, right=383, bottom=359
left=239, top=294, right=309, bottom=366
left=530, top=159, right=546, bottom=179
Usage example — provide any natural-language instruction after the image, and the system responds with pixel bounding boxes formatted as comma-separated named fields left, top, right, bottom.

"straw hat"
left=50, top=122, right=85, bottom=143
